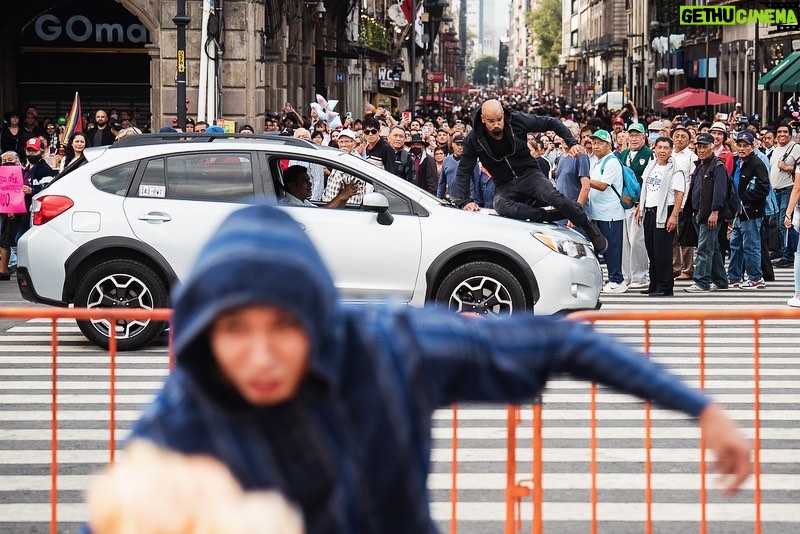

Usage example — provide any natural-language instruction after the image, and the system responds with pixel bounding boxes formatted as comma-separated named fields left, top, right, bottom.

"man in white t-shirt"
left=587, top=130, right=627, bottom=293
left=637, top=137, right=686, bottom=296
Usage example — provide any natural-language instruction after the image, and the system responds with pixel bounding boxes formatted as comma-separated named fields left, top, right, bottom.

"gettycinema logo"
left=679, top=5, right=799, bottom=26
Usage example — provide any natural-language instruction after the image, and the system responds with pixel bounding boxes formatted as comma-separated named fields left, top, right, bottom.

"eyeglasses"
left=364, top=129, right=379, bottom=135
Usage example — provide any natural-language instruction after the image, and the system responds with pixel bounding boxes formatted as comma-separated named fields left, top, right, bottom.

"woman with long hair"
left=59, top=132, right=88, bottom=172
left=433, top=147, right=446, bottom=178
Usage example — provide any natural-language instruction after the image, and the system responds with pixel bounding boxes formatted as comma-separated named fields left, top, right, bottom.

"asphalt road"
left=0, top=268, right=798, bottom=533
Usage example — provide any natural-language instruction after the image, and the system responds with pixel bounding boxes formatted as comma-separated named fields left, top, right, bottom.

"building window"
left=571, top=30, right=579, bottom=47
left=571, top=0, right=578, bottom=14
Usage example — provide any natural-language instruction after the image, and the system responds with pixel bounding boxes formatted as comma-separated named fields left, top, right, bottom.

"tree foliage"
left=526, top=0, right=562, bottom=67
left=472, top=55, right=499, bottom=85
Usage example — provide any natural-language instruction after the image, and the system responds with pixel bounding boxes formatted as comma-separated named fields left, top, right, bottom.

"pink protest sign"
left=0, top=166, right=27, bottom=214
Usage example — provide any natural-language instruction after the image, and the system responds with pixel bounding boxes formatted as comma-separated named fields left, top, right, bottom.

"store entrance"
left=7, top=0, right=152, bottom=127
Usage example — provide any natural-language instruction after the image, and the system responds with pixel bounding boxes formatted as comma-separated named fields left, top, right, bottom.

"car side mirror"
left=361, top=192, right=393, bottom=225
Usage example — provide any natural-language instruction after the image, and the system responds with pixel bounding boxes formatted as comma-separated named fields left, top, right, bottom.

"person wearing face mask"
left=406, top=133, right=438, bottom=195
left=647, top=121, right=665, bottom=146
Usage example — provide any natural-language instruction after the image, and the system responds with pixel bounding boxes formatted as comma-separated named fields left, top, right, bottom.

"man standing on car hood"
left=452, top=99, right=608, bottom=253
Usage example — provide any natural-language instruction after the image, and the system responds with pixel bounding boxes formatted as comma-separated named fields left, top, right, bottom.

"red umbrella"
left=660, top=88, right=735, bottom=108
left=656, top=87, right=693, bottom=104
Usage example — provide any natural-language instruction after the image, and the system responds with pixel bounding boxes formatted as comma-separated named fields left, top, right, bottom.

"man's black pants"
left=644, top=206, right=675, bottom=294
left=493, top=171, right=589, bottom=227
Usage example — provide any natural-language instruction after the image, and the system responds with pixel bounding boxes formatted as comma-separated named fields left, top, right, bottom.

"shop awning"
left=758, top=51, right=800, bottom=92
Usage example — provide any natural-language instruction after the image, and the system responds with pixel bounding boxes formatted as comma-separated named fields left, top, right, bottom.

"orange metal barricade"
left=0, top=307, right=172, bottom=534
left=4, top=306, right=799, bottom=533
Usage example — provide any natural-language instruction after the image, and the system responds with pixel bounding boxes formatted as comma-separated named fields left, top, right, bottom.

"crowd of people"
left=2, top=92, right=799, bottom=306
left=257, top=92, right=799, bottom=307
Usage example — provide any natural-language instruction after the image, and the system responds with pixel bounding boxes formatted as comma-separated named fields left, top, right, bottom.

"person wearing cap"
left=14, top=137, right=56, bottom=248
left=238, top=124, right=254, bottom=135
left=320, top=132, right=374, bottom=206
left=406, top=133, right=438, bottom=195
left=617, top=122, right=652, bottom=290
left=671, top=124, right=699, bottom=280
left=611, top=116, right=626, bottom=135
left=726, top=131, right=770, bottom=289
left=452, top=99, right=608, bottom=254
left=587, top=130, right=627, bottom=293
left=769, top=122, right=800, bottom=268
left=438, top=134, right=478, bottom=200
left=709, top=122, right=734, bottom=175
left=636, top=136, right=686, bottom=297
left=647, top=120, right=665, bottom=145
left=683, top=132, right=729, bottom=293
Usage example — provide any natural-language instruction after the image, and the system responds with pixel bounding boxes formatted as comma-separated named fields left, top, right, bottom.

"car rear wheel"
left=74, top=259, right=168, bottom=351
left=435, top=261, right=526, bottom=316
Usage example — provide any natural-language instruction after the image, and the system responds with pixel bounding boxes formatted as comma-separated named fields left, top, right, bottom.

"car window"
left=275, top=155, right=413, bottom=215
left=136, top=153, right=255, bottom=202
left=91, top=161, right=138, bottom=196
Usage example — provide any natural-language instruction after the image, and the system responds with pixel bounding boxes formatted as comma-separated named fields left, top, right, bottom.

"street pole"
left=704, top=24, right=710, bottom=119
left=173, top=0, right=190, bottom=131
left=754, top=0, right=760, bottom=117
left=410, top=0, right=417, bottom=114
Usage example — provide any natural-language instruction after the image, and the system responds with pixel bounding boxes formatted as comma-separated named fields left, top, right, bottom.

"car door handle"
left=138, top=212, right=172, bottom=223
left=297, top=222, right=306, bottom=231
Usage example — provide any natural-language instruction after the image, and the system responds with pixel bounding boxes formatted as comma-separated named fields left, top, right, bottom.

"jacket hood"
left=171, top=204, right=343, bottom=405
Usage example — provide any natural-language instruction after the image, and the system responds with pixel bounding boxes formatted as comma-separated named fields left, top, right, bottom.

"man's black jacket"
left=452, top=107, right=578, bottom=204
left=733, top=152, right=770, bottom=220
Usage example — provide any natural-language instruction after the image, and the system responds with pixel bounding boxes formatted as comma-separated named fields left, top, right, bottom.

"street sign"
left=380, top=80, right=395, bottom=89
left=426, top=72, right=444, bottom=83
left=335, top=72, right=345, bottom=83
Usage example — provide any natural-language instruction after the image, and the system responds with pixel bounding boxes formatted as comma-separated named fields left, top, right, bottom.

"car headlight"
left=532, top=232, right=589, bottom=258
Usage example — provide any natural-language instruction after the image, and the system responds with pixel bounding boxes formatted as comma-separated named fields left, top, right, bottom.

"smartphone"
left=346, top=111, right=353, bottom=120
left=402, top=111, right=411, bottom=122
left=717, top=113, right=729, bottom=121
left=422, top=126, right=429, bottom=134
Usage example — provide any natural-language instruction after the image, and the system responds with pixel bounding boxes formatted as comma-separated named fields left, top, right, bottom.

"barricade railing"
left=4, top=306, right=799, bottom=533
left=0, top=307, right=172, bottom=534
left=488, top=308, right=800, bottom=534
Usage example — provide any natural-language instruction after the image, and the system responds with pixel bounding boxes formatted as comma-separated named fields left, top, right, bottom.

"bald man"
left=453, top=100, right=607, bottom=253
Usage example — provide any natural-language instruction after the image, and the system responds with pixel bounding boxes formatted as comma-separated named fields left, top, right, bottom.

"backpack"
left=600, top=156, right=641, bottom=209
left=710, top=160, right=742, bottom=221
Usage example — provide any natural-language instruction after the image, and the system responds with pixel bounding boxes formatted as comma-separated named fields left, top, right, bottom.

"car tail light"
left=32, top=195, right=74, bottom=226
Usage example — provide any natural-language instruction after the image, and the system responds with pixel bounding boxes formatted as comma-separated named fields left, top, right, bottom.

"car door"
left=274, top=157, right=423, bottom=303
left=123, top=151, right=258, bottom=280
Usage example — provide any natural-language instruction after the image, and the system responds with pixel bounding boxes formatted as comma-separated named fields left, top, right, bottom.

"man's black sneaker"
left=585, top=221, right=608, bottom=254
left=773, top=258, right=794, bottom=268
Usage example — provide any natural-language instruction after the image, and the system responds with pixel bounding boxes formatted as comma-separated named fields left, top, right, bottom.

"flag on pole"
left=62, top=92, right=82, bottom=145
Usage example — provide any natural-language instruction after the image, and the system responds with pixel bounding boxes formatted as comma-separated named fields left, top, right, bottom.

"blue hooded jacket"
left=129, top=204, right=709, bottom=533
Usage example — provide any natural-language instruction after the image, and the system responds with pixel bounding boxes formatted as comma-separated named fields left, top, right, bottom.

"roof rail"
left=110, top=132, right=317, bottom=149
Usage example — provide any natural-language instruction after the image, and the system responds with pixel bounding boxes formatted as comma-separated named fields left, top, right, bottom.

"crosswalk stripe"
left=0, top=269, right=797, bottom=532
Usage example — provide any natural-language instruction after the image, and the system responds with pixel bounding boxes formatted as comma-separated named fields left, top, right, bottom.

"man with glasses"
left=770, top=122, right=800, bottom=267
left=362, top=116, right=394, bottom=172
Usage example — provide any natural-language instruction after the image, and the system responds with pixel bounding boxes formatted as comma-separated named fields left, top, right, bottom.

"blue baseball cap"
left=735, top=131, right=755, bottom=145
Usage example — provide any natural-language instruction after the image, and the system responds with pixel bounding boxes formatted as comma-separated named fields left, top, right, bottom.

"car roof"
left=110, top=132, right=314, bottom=149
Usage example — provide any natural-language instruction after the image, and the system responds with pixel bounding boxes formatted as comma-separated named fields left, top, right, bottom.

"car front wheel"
left=74, top=259, right=168, bottom=351
left=434, top=261, right=527, bottom=316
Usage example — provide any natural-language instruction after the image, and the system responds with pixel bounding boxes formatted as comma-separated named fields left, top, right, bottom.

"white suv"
left=17, top=133, right=602, bottom=350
